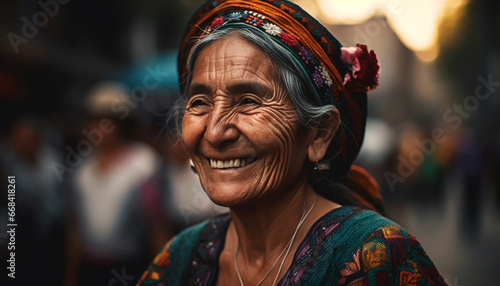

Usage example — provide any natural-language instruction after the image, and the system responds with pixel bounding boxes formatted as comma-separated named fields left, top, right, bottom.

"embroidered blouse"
left=137, top=206, right=447, bottom=285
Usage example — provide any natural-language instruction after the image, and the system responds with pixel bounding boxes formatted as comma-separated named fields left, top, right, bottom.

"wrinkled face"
left=182, top=34, right=314, bottom=207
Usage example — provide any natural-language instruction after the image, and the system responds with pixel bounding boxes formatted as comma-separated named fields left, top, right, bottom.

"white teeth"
left=209, top=158, right=254, bottom=169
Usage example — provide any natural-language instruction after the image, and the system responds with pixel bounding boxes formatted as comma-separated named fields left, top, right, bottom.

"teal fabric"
left=291, top=209, right=399, bottom=285
left=140, top=220, right=208, bottom=285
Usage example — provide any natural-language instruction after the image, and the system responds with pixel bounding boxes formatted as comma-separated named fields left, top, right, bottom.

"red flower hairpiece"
left=341, top=44, right=380, bottom=93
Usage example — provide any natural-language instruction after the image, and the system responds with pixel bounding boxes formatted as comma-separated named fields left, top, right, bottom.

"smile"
left=209, top=157, right=256, bottom=169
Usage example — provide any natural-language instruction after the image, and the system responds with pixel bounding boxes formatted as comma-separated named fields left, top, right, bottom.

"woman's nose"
left=204, top=105, right=239, bottom=147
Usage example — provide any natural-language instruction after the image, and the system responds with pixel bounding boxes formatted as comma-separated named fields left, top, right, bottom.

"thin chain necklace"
left=234, top=195, right=317, bottom=286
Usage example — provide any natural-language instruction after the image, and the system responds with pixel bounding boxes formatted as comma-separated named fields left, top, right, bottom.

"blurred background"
left=0, top=0, right=498, bottom=285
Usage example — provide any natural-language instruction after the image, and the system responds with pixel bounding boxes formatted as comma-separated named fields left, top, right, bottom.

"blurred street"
left=388, top=168, right=500, bottom=285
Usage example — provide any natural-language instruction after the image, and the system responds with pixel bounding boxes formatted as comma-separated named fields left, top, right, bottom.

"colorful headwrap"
left=178, top=0, right=382, bottom=211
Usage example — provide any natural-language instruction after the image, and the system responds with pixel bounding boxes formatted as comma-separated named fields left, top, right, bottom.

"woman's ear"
left=307, top=108, right=340, bottom=162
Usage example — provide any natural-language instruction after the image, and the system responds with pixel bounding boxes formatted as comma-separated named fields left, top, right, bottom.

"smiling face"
left=182, top=34, right=315, bottom=207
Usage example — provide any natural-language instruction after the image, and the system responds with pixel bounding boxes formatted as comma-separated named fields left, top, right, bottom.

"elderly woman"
left=138, top=0, right=446, bottom=285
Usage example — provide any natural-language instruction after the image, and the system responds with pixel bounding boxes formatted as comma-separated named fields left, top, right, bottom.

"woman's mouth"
left=208, top=157, right=257, bottom=169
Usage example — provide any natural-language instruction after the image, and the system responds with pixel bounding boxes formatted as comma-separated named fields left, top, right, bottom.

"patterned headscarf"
left=178, top=0, right=382, bottom=211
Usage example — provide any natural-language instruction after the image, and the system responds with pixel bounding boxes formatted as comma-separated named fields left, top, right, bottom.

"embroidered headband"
left=178, top=0, right=380, bottom=181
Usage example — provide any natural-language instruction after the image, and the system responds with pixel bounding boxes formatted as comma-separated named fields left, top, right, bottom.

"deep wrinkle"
left=182, top=34, right=312, bottom=208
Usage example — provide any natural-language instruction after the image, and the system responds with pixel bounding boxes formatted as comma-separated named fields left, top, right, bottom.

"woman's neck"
left=219, top=177, right=342, bottom=286
left=228, top=177, right=317, bottom=264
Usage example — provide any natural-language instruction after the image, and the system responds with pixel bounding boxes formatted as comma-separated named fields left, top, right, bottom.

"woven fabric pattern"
left=137, top=207, right=446, bottom=285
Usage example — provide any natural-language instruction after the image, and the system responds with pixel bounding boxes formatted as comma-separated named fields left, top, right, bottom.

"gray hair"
left=173, top=24, right=337, bottom=132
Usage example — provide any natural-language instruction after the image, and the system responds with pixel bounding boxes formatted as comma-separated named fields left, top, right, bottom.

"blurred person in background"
left=64, top=82, right=170, bottom=286
left=397, top=123, right=454, bottom=201
left=0, top=115, right=65, bottom=285
left=163, top=121, right=228, bottom=234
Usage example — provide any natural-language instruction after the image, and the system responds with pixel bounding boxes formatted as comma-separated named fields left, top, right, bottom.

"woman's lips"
left=208, top=157, right=257, bottom=169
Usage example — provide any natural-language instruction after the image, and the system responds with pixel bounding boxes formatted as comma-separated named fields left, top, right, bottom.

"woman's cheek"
left=252, top=109, right=298, bottom=149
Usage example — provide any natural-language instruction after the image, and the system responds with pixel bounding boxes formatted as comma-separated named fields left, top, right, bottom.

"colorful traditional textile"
left=137, top=206, right=447, bottom=285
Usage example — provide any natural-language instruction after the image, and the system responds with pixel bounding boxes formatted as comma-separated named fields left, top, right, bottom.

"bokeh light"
left=295, top=0, right=469, bottom=61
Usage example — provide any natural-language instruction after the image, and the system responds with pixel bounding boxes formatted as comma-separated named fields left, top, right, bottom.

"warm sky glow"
left=294, top=0, right=468, bottom=61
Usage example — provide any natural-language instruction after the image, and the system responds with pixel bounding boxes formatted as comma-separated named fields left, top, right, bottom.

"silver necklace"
left=234, top=195, right=317, bottom=286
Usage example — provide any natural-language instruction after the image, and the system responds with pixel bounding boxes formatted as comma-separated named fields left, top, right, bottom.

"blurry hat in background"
left=85, top=81, right=132, bottom=119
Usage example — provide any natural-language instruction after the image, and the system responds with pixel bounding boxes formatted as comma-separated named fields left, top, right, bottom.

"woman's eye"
left=191, top=99, right=207, bottom=107
left=241, top=98, right=258, bottom=105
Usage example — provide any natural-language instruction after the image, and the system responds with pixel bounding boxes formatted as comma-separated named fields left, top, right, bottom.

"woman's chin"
left=203, top=185, right=252, bottom=208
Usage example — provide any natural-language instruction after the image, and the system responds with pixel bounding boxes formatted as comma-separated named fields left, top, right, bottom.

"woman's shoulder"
left=331, top=207, right=447, bottom=285
left=137, top=213, right=231, bottom=285
left=282, top=206, right=447, bottom=285
left=313, top=206, right=399, bottom=248
left=332, top=207, right=432, bottom=265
